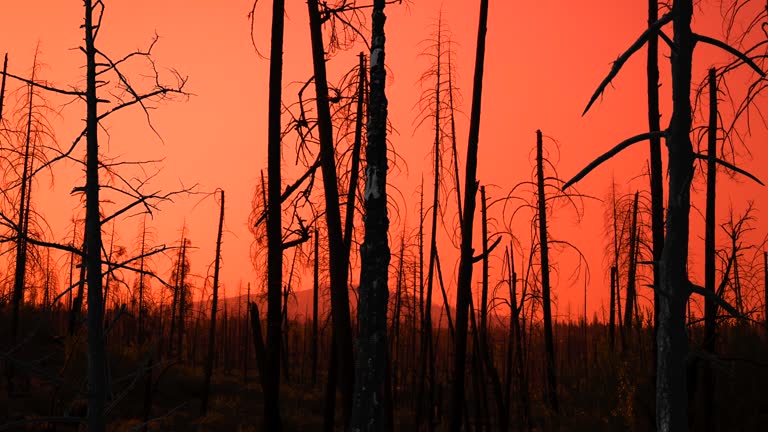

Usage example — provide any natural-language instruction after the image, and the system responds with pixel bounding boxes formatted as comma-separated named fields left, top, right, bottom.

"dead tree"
left=564, top=1, right=765, bottom=429
left=622, top=191, right=640, bottom=354
left=264, top=0, right=286, bottom=429
left=307, top=0, right=355, bottom=424
left=702, top=68, right=718, bottom=432
left=201, top=190, right=225, bottom=416
left=350, top=0, right=391, bottom=428
left=450, top=1, right=489, bottom=430
left=536, top=130, right=558, bottom=413
left=647, top=0, right=664, bottom=356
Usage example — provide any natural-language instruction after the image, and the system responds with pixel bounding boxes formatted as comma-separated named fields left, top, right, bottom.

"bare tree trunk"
left=648, top=0, right=664, bottom=372
left=623, top=191, right=640, bottom=354
left=0, top=54, right=7, bottom=121
left=201, top=190, right=225, bottom=415
left=449, top=1, right=489, bottom=430
left=176, top=239, right=188, bottom=362
left=417, top=24, right=443, bottom=428
left=657, top=1, right=695, bottom=430
left=701, top=68, right=718, bottom=432
left=610, top=266, right=617, bottom=350
left=264, top=0, right=285, bottom=428
left=307, top=2, right=355, bottom=425
left=480, top=186, right=489, bottom=346
left=351, top=0, right=391, bottom=428
left=764, top=251, right=767, bottom=330
left=84, top=1, right=108, bottom=429
left=138, top=216, right=148, bottom=345
left=537, top=130, right=559, bottom=413
left=311, top=231, right=320, bottom=386
left=249, top=302, right=267, bottom=389
left=8, top=57, right=37, bottom=392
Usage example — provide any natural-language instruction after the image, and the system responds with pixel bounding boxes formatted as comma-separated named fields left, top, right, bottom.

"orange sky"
left=1, top=1, right=766, bottom=321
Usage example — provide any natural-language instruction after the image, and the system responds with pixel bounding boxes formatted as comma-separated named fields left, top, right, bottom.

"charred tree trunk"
left=0, top=54, right=7, bottom=121
left=201, top=190, right=225, bottom=416
left=648, top=0, right=664, bottom=367
left=623, top=191, right=640, bottom=354
left=8, top=61, right=37, bottom=391
left=176, top=239, right=188, bottom=361
left=610, top=266, right=617, bottom=350
left=249, top=302, right=267, bottom=389
left=702, top=67, right=718, bottom=432
left=350, top=0, right=391, bottom=428
left=84, top=1, right=108, bottom=429
left=417, top=26, right=443, bottom=429
left=264, top=0, right=285, bottom=428
left=537, top=130, right=559, bottom=413
left=311, top=231, right=320, bottom=386
left=137, top=217, right=148, bottom=345
left=656, top=1, right=695, bottom=430
left=307, top=1, right=355, bottom=425
left=480, top=186, right=489, bottom=346
left=449, top=1, right=489, bottom=430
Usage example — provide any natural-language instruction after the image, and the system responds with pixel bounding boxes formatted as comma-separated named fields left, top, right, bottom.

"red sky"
left=1, top=1, right=766, bottom=321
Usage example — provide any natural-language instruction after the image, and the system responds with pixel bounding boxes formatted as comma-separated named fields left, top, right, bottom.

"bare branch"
left=563, top=130, right=667, bottom=190
left=583, top=12, right=674, bottom=115
left=689, top=282, right=741, bottom=318
left=694, top=33, right=767, bottom=77
left=693, top=153, right=764, bottom=186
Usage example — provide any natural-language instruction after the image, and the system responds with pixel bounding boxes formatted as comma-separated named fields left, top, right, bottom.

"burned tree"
left=564, top=1, right=765, bottom=429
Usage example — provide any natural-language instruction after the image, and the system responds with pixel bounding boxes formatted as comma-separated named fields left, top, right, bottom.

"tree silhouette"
left=450, top=1, right=489, bottom=430
left=565, top=1, right=765, bottom=429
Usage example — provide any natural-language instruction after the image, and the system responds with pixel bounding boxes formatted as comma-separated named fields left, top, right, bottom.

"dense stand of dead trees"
left=1, top=1, right=768, bottom=431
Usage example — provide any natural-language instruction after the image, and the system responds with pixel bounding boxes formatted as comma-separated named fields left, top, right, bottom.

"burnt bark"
left=307, top=1, right=355, bottom=425
left=201, top=190, right=225, bottom=416
left=656, top=2, right=695, bottom=430
left=449, top=1, right=489, bottom=430
left=84, top=1, right=108, bottom=429
left=350, top=0, right=391, bottom=429
left=622, top=191, right=640, bottom=354
left=537, top=130, right=558, bottom=413
left=264, top=0, right=285, bottom=428
left=702, top=67, right=718, bottom=432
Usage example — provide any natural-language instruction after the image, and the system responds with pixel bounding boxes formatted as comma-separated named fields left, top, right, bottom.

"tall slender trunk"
left=449, top=1, right=489, bottom=430
left=84, top=1, right=108, bottom=429
left=343, top=53, right=366, bottom=256
left=201, top=190, right=225, bottom=415
left=264, top=0, right=285, bottom=428
left=702, top=68, right=718, bottom=432
left=11, top=57, right=39, bottom=350
left=648, top=0, right=664, bottom=371
left=417, top=26, right=443, bottom=428
left=763, top=252, right=768, bottom=330
left=610, top=266, right=617, bottom=350
left=311, top=231, right=320, bottom=386
left=176, top=239, right=188, bottom=361
left=138, top=217, right=147, bottom=345
left=623, top=191, right=640, bottom=354
left=307, top=2, right=355, bottom=425
left=0, top=54, right=7, bottom=121
left=657, top=1, right=695, bottom=430
left=351, top=0, right=391, bottom=428
left=537, top=130, right=559, bottom=413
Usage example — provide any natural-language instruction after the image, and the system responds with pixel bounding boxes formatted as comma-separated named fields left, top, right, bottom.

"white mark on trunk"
left=365, top=167, right=381, bottom=200
left=371, top=48, right=383, bottom=68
